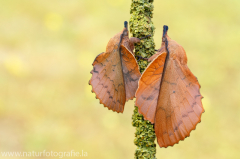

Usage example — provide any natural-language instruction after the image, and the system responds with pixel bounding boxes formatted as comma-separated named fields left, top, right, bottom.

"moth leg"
left=130, top=35, right=151, bottom=44
left=129, top=35, right=151, bottom=56
left=135, top=55, right=149, bottom=62
left=139, top=35, right=151, bottom=40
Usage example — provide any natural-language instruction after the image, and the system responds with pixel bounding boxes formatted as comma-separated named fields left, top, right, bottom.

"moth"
left=89, top=21, right=150, bottom=113
left=135, top=25, right=204, bottom=147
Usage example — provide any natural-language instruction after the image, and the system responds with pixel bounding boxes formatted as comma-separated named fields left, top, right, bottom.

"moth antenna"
left=163, top=25, right=168, bottom=38
left=124, top=21, right=128, bottom=30
left=162, top=25, right=169, bottom=54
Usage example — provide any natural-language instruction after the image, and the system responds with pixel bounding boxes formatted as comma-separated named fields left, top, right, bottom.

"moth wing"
left=89, top=46, right=126, bottom=113
left=135, top=52, right=167, bottom=123
left=120, top=45, right=141, bottom=101
left=155, top=53, right=204, bottom=148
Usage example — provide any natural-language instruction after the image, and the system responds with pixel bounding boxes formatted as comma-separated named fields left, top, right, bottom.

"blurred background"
left=0, top=0, right=239, bottom=158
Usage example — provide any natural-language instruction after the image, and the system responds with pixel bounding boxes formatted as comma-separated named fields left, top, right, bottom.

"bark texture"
left=130, top=0, right=157, bottom=158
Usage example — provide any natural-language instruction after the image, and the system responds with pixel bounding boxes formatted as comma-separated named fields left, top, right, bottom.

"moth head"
left=162, top=25, right=169, bottom=42
left=123, top=21, right=129, bottom=37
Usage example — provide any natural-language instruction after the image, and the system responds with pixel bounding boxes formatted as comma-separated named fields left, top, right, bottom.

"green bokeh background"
left=0, top=0, right=239, bottom=158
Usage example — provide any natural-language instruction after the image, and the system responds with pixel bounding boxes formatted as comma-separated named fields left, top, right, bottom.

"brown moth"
left=135, top=25, right=204, bottom=147
left=89, top=21, right=150, bottom=113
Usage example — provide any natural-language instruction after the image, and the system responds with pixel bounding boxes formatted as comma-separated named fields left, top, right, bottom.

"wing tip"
left=89, top=81, right=124, bottom=113
left=135, top=101, right=155, bottom=124
left=126, top=95, right=135, bottom=102
left=103, top=104, right=124, bottom=113
left=157, top=109, right=205, bottom=148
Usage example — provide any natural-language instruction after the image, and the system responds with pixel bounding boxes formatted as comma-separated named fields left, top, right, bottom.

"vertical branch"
left=129, top=0, right=156, bottom=158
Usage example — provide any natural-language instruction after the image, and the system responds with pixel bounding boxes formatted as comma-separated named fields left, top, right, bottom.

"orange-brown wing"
left=121, top=45, right=141, bottom=101
left=89, top=48, right=126, bottom=113
left=135, top=52, right=167, bottom=123
left=89, top=32, right=141, bottom=113
left=155, top=52, right=204, bottom=148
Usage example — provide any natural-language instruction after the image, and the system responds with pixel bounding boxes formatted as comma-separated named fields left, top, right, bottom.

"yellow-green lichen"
left=130, top=2, right=156, bottom=158
left=132, top=107, right=156, bottom=159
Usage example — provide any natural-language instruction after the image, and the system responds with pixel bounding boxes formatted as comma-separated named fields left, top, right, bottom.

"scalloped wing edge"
left=158, top=106, right=204, bottom=148
left=89, top=70, right=124, bottom=113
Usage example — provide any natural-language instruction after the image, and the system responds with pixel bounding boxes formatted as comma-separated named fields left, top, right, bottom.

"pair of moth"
left=89, top=21, right=204, bottom=148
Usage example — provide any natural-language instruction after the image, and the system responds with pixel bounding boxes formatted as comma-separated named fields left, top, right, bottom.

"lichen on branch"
left=129, top=0, right=155, bottom=72
left=130, top=0, right=156, bottom=158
